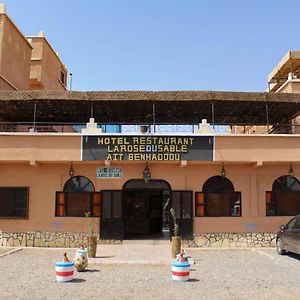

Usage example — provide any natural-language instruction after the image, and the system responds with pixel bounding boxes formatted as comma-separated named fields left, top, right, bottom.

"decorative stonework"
left=183, top=233, right=277, bottom=248
left=0, top=231, right=101, bottom=248
left=0, top=231, right=276, bottom=248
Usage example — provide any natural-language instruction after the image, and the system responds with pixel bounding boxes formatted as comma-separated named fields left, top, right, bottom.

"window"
left=294, top=217, right=300, bottom=229
left=56, top=176, right=100, bottom=217
left=286, top=217, right=296, bottom=229
left=0, top=187, right=29, bottom=218
left=266, top=176, right=300, bottom=216
left=63, top=176, right=94, bottom=192
left=60, top=71, right=66, bottom=85
left=101, top=125, right=121, bottom=133
left=195, top=176, right=241, bottom=217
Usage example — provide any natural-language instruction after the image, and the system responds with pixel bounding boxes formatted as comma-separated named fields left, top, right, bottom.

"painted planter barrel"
left=171, top=260, right=190, bottom=282
left=87, top=235, right=97, bottom=258
left=55, top=261, right=74, bottom=282
left=171, top=236, right=181, bottom=259
left=74, top=249, right=88, bottom=272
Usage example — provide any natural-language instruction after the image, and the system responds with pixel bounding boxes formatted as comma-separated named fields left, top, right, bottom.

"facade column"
left=250, top=173, right=258, bottom=217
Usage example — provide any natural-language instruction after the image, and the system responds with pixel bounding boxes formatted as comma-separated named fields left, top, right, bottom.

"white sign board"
left=96, top=167, right=123, bottom=179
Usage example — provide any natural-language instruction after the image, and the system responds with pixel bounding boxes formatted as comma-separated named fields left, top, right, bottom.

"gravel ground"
left=0, top=246, right=299, bottom=300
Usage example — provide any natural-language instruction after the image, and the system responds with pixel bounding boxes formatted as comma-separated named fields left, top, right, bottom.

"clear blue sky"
left=4, top=0, right=300, bottom=91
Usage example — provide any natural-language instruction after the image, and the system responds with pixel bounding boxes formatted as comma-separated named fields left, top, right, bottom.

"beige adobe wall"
left=193, top=164, right=297, bottom=233
left=215, top=135, right=300, bottom=162
left=0, top=134, right=81, bottom=162
left=1, top=133, right=300, bottom=163
left=230, top=125, right=267, bottom=134
left=0, top=163, right=98, bottom=233
left=0, top=77, right=14, bottom=90
left=289, top=81, right=300, bottom=93
left=0, top=134, right=299, bottom=234
left=0, top=14, right=31, bottom=90
left=294, top=116, right=300, bottom=134
left=276, top=80, right=300, bottom=93
left=274, top=80, right=300, bottom=133
left=0, top=161, right=298, bottom=234
left=276, top=81, right=300, bottom=134
left=29, top=37, right=67, bottom=90
left=29, top=37, right=43, bottom=88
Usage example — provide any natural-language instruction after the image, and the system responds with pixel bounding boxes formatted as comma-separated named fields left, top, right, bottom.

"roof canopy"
left=0, top=90, right=299, bottom=125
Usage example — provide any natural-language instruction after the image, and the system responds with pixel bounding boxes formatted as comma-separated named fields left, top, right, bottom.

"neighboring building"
left=0, top=3, right=32, bottom=90
left=268, top=51, right=300, bottom=93
left=268, top=51, right=300, bottom=134
left=232, top=51, right=300, bottom=135
left=28, top=31, right=67, bottom=90
left=0, top=3, right=67, bottom=91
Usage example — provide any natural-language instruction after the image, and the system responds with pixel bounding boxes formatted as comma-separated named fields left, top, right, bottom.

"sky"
left=4, top=0, right=300, bottom=92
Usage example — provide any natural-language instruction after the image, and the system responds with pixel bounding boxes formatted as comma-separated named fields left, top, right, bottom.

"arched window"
left=63, top=176, right=95, bottom=192
left=195, top=176, right=241, bottom=217
left=266, top=176, right=300, bottom=216
left=56, top=176, right=100, bottom=217
left=272, top=176, right=300, bottom=192
left=202, top=176, right=234, bottom=193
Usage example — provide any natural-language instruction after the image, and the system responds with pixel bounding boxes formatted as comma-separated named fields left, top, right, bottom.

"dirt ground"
left=0, top=246, right=299, bottom=299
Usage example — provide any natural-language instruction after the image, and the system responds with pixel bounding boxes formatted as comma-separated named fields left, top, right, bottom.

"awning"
left=0, top=90, right=299, bottom=125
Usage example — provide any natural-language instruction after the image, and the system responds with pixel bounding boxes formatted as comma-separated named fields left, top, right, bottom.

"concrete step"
left=122, top=239, right=170, bottom=245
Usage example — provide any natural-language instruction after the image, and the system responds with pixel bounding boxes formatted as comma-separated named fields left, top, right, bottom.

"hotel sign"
left=82, top=135, right=214, bottom=161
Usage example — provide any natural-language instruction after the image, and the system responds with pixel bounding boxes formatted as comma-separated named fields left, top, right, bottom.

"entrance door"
left=171, top=191, right=193, bottom=239
left=149, top=191, right=164, bottom=233
left=100, top=190, right=123, bottom=240
left=123, top=189, right=166, bottom=236
left=124, top=189, right=150, bottom=234
left=123, top=179, right=171, bottom=239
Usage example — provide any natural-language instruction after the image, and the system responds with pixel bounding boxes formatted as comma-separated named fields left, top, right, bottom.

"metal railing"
left=0, top=121, right=300, bottom=135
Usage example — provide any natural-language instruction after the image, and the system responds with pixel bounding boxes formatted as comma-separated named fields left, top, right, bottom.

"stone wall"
left=0, top=231, right=276, bottom=248
left=183, top=233, right=277, bottom=248
left=0, top=231, right=120, bottom=248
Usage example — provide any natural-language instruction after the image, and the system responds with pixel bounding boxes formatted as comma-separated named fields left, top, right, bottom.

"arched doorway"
left=122, top=179, right=171, bottom=239
left=99, top=180, right=193, bottom=240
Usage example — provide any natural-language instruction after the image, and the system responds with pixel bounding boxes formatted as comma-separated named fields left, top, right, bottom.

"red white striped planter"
left=171, top=261, right=190, bottom=282
left=55, top=261, right=74, bottom=282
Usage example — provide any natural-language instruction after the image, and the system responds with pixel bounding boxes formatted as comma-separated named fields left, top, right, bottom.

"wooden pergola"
left=0, top=90, right=300, bottom=125
left=268, top=51, right=300, bottom=92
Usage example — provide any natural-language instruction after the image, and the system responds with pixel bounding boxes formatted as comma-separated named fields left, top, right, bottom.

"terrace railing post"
left=265, top=103, right=270, bottom=133
left=152, top=103, right=156, bottom=133
left=211, top=102, right=215, bottom=129
left=33, top=102, right=37, bottom=132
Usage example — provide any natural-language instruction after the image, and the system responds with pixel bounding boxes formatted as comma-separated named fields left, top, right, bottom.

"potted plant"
left=170, top=208, right=181, bottom=259
left=85, top=211, right=97, bottom=258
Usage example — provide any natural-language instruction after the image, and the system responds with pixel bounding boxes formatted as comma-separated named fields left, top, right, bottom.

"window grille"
left=0, top=187, right=29, bottom=218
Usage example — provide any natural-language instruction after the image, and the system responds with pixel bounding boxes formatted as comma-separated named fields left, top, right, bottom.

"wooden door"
left=171, top=191, right=193, bottom=239
left=100, top=190, right=123, bottom=240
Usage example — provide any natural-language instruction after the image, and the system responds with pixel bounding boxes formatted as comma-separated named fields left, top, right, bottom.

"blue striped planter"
left=55, top=261, right=74, bottom=282
left=171, top=261, right=190, bottom=282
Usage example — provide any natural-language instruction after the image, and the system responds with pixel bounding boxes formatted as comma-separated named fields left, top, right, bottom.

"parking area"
left=0, top=245, right=299, bottom=299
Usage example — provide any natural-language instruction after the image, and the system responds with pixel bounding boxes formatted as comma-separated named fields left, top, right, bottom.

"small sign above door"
left=96, top=167, right=123, bottom=179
